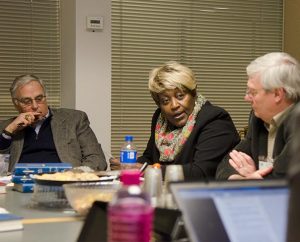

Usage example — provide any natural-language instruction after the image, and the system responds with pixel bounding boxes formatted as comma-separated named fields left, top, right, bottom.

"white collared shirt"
left=33, top=110, right=50, bottom=135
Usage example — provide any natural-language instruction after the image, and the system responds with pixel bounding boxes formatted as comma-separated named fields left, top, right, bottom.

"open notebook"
left=170, top=179, right=289, bottom=242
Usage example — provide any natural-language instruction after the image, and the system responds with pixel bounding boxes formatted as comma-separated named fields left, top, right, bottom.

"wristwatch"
left=2, top=129, right=14, bottom=138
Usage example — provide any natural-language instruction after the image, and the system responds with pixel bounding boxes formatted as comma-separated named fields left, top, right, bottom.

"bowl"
left=63, top=181, right=120, bottom=215
left=29, top=183, right=71, bottom=209
left=29, top=171, right=105, bottom=209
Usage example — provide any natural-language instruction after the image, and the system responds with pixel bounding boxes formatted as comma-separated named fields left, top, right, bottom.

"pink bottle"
left=107, top=170, right=154, bottom=242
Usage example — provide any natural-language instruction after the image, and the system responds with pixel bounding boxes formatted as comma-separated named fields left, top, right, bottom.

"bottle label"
left=108, top=203, right=153, bottom=242
left=120, top=150, right=137, bottom=163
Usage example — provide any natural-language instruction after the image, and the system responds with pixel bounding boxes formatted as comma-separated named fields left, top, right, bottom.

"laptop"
left=170, top=179, right=289, bottom=242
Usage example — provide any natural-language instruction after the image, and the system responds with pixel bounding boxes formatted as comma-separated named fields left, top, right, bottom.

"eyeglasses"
left=14, top=95, right=46, bottom=106
left=245, top=88, right=264, bottom=98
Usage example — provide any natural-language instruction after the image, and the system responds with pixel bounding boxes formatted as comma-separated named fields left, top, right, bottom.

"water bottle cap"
left=120, top=170, right=141, bottom=185
left=125, top=135, right=133, bottom=142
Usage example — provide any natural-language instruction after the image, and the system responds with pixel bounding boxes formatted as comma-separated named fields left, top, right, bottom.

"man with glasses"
left=216, top=52, right=300, bottom=180
left=0, top=74, right=107, bottom=172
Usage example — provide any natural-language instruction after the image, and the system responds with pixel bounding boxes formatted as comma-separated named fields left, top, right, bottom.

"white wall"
left=61, top=0, right=111, bottom=159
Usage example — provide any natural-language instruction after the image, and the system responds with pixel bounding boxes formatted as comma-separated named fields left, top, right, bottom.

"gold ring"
left=25, top=114, right=30, bottom=121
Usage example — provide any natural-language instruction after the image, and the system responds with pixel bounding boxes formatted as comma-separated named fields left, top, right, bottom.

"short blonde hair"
left=148, top=61, right=197, bottom=104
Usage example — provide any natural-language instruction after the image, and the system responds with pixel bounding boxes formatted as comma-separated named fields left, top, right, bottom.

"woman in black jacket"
left=111, top=61, right=240, bottom=180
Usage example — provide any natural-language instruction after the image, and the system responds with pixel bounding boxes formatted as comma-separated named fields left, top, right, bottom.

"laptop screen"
left=170, top=179, right=289, bottom=242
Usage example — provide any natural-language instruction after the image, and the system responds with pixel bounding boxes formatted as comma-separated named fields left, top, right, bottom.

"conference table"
left=0, top=187, right=84, bottom=242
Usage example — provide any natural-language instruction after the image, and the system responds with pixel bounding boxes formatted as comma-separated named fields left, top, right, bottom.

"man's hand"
left=228, top=150, right=257, bottom=176
left=4, top=112, right=42, bottom=134
left=228, top=150, right=273, bottom=180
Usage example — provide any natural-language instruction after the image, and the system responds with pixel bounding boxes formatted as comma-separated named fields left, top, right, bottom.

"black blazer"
left=137, top=101, right=240, bottom=180
left=216, top=106, right=296, bottom=180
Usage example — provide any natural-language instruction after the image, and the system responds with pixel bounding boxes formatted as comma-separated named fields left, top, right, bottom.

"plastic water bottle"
left=107, top=170, right=154, bottom=242
left=120, top=135, right=137, bottom=170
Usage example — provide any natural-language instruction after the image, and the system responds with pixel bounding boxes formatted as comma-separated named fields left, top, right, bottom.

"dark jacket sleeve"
left=0, top=118, right=16, bottom=152
left=216, top=112, right=254, bottom=180
left=215, top=139, right=251, bottom=180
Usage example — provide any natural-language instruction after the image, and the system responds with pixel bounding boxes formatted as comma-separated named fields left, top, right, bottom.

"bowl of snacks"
left=32, top=170, right=102, bottom=185
left=63, top=181, right=120, bottom=215
left=30, top=171, right=104, bottom=209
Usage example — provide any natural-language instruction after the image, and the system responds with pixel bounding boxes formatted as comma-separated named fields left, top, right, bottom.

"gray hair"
left=246, top=52, right=300, bottom=102
left=10, top=74, right=47, bottom=99
left=148, top=61, right=197, bottom=104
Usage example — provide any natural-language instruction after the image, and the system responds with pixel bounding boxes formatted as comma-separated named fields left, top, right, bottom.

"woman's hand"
left=109, top=157, right=144, bottom=171
left=109, top=157, right=121, bottom=170
left=228, top=150, right=273, bottom=180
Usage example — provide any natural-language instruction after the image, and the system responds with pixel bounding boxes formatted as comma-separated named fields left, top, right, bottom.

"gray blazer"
left=0, top=108, right=107, bottom=171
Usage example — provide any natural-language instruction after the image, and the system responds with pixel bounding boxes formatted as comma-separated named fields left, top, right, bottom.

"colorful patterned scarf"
left=155, top=95, right=206, bottom=162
